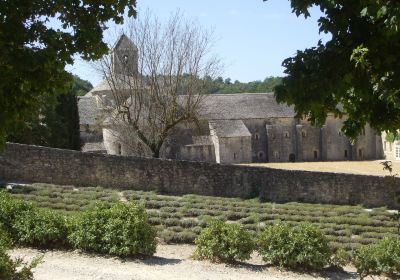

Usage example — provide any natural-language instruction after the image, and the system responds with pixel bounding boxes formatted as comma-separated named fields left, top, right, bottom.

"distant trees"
left=7, top=76, right=92, bottom=150
left=385, top=132, right=400, bottom=143
left=207, top=76, right=282, bottom=94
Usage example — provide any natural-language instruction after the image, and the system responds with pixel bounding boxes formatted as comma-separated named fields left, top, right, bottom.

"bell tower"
left=112, top=34, right=138, bottom=76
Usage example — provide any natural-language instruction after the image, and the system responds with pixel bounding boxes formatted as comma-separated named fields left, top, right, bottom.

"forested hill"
left=208, top=76, right=282, bottom=94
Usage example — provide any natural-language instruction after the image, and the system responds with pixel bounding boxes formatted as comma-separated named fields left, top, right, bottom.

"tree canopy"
left=7, top=75, right=93, bottom=150
left=207, top=76, right=282, bottom=94
left=267, top=0, right=400, bottom=139
left=0, top=0, right=136, bottom=148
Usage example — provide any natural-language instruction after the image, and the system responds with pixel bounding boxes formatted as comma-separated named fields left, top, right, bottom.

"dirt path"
left=242, top=160, right=400, bottom=177
left=10, top=245, right=365, bottom=280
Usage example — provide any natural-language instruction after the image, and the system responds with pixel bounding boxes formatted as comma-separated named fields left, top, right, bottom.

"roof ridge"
left=207, top=92, right=274, bottom=97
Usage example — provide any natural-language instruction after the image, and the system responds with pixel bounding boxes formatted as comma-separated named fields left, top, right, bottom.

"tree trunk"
left=153, top=148, right=160, bottom=158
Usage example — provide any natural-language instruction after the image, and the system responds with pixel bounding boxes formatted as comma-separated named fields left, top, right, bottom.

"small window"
left=301, top=130, right=307, bottom=138
left=122, top=54, right=129, bottom=64
left=284, top=131, right=290, bottom=138
left=254, top=133, right=260, bottom=140
left=117, top=143, right=122, bottom=155
left=338, top=131, right=343, bottom=136
left=234, top=152, right=237, bottom=160
left=258, top=151, right=264, bottom=160
left=358, top=149, right=363, bottom=159
left=273, top=151, right=280, bottom=159
left=344, top=150, right=348, bottom=158
left=314, top=150, right=318, bottom=160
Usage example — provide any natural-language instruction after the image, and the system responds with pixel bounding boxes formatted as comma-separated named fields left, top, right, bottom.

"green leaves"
left=194, top=219, right=255, bottom=263
left=0, top=0, right=136, bottom=148
left=258, top=222, right=332, bottom=270
left=268, top=0, right=400, bottom=139
left=354, top=236, right=400, bottom=279
left=68, top=202, right=157, bottom=257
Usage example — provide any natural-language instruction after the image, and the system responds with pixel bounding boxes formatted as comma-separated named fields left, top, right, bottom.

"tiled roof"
left=209, top=120, right=252, bottom=138
left=198, top=93, right=295, bottom=120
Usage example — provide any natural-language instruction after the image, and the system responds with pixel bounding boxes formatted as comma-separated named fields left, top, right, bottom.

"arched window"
left=284, top=131, right=290, bottom=138
left=258, top=151, right=264, bottom=160
left=254, top=133, right=260, bottom=140
left=117, top=143, right=122, bottom=155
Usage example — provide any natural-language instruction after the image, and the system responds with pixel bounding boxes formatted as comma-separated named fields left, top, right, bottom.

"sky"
left=66, top=0, right=329, bottom=87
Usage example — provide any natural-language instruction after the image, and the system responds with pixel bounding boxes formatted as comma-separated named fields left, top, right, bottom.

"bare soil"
left=9, top=245, right=374, bottom=280
left=242, top=160, right=400, bottom=177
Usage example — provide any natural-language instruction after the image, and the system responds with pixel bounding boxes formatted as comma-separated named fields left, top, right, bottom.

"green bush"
left=258, top=222, right=332, bottom=270
left=68, top=202, right=156, bottom=257
left=194, top=219, right=255, bottom=263
left=330, top=247, right=351, bottom=268
left=13, top=208, right=68, bottom=248
left=354, top=236, right=400, bottom=279
left=0, top=192, right=34, bottom=236
left=0, top=191, right=68, bottom=247
left=0, top=229, right=40, bottom=280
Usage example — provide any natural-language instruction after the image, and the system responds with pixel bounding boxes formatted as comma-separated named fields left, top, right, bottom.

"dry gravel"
left=9, top=245, right=367, bottom=280
left=242, top=160, right=400, bottom=177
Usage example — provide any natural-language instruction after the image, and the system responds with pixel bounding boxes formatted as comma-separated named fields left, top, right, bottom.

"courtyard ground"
left=242, top=160, right=400, bottom=176
left=11, top=245, right=365, bottom=280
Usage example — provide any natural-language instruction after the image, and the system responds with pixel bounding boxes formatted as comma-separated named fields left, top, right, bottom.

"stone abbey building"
left=78, top=36, right=384, bottom=164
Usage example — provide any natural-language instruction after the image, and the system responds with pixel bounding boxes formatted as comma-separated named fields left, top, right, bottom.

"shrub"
left=0, top=192, right=34, bottom=235
left=0, top=191, right=68, bottom=247
left=194, top=219, right=255, bottom=263
left=0, top=229, right=40, bottom=280
left=330, top=247, right=351, bottom=268
left=159, top=229, right=175, bottom=243
left=180, top=219, right=198, bottom=228
left=13, top=208, right=68, bottom=248
left=258, top=222, right=332, bottom=270
left=354, top=236, right=400, bottom=279
left=68, top=202, right=156, bottom=257
left=164, top=218, right=180, bottom=227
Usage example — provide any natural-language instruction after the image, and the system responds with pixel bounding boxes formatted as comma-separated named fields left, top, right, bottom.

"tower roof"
left=112, top=34, right=137, bottom=51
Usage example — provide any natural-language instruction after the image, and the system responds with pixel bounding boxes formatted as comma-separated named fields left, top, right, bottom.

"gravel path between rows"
left=10, top=245, right=368, bottom=280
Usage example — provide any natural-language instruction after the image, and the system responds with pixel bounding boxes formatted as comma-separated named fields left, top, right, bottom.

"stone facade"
left=0, top=143, right=399, bottom=208
left=382, top=132, right=400, bottom=161
left=81, top=92, right=384, bottom=164
left=78, top=36, right=384, bottom=163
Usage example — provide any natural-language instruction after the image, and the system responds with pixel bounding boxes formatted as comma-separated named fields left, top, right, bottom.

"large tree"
left=0, top=0, right=136, bottom=148
left=102, top=12, right=221, bottom=158
left=266, top=0, right=400, bottom=139
left=7, top=76, right=93, bottom=150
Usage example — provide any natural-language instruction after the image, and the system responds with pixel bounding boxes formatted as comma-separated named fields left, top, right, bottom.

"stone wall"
left=1, top=143, right=399, bottom=208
